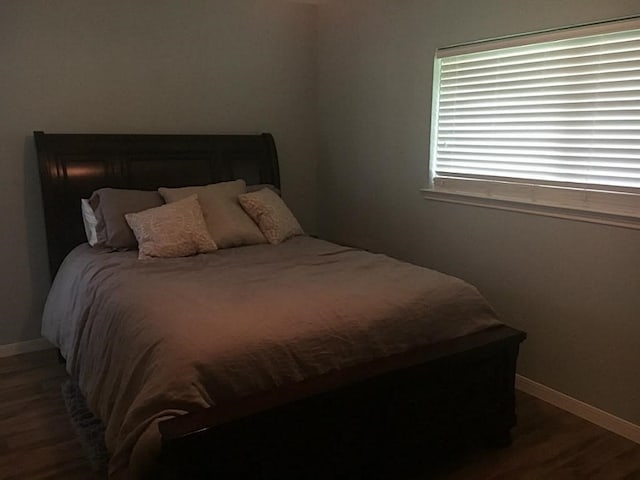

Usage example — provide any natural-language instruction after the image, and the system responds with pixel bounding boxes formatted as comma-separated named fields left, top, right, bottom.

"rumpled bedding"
left=41, top=236, right=501, bottom=478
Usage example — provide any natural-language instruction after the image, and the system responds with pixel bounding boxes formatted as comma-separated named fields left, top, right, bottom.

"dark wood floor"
left=1, top=349, right=639, bottom=480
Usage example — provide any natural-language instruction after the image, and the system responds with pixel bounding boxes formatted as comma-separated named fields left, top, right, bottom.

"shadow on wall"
left=22, top=134, right=51, bottom=339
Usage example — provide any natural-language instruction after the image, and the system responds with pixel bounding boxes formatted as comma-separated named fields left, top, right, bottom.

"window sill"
left=420, top=188, right=640, bottom=231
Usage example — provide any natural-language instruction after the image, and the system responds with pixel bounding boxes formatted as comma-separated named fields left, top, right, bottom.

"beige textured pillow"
left=124, top=195, right=217, bottom=259
left=238, top=188, right=304, bottom=245
left=158, top=180, right=266, bottom=249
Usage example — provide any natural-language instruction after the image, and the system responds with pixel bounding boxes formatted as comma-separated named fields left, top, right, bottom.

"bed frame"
left=34, top=131, right=525, bottom=478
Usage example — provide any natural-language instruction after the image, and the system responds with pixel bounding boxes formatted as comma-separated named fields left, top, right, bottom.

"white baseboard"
left=516, top=374, right=640, bottom=445
left=0, top=337, right=53, bottom=358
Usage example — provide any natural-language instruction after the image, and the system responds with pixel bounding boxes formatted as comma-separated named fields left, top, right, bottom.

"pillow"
left=238, top=188, right=304, bottom=245
left=89, top=188, right=164, bottom=249
left=159, top=180, right=266, bottom=249
left=124, top=195, right=217, bottom=259
left=80, top=199, right=106, bottom=247
left=246, top=183, right=281, bottom=196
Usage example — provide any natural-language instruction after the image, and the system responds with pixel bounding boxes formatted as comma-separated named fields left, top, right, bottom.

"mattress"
left=41, top=236, right=501, bottom=478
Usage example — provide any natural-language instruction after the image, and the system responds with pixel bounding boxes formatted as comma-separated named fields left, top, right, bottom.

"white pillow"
left=238, top=188, right=304, bottom=245
left=81, top=199, right=105, bottom=246
left=124, top=195, right=217, bottom=259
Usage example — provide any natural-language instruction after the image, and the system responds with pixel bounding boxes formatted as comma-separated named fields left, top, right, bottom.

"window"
left=425, top=17, right=640, bottom=228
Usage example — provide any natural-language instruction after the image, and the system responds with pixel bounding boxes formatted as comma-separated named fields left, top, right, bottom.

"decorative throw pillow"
left=80, top=199, right=106, bottom=247
left=124, top=195, right=217, bottom=259
left=89, top=188, right=164, bottom=249
left=238, top=188, right=304, bottom=245
left=158, top=180, right=266, bottom=248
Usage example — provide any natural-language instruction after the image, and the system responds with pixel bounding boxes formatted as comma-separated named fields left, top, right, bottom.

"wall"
left=3, top=0, right=639, bottom=429
left=316, top=1, right=640, bottom=424
left=0, top=0, right=319, bottom=345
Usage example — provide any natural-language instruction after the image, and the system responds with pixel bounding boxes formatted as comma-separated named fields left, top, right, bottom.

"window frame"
left=423, top=16, right=640, bottom=230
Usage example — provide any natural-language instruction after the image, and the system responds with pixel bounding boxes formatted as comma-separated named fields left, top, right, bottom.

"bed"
left=35, top=131, right=526, bottom=479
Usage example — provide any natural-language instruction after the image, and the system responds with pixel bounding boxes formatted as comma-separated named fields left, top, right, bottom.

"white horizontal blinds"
left=434, top=22, right=640, bottom=193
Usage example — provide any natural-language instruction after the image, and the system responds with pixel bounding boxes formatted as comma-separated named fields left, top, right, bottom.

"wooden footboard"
left=155, top=325, right=525, bottom=479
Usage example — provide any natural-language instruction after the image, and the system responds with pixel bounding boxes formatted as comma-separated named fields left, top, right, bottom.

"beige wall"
left=317, top=0, right=640, bottom=424
left=0, top=0, right=319, bottom=344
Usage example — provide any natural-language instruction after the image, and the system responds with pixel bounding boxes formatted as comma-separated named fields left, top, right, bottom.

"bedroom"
left=1, top=0, right=639, bottom=478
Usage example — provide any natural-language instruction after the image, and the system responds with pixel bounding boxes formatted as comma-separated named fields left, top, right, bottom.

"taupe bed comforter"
left=42, top=236, right=501, bottom=478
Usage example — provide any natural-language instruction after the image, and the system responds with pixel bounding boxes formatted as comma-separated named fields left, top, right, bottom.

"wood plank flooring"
left=0, top=349, right=97, bottom=480
left=1, top=349, right=639, bottom=479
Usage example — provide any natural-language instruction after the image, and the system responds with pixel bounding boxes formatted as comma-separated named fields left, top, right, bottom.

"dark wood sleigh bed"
left=34, top=131, right=526, bottom=479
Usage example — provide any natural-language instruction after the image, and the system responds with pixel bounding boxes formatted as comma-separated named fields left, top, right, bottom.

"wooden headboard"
left=34, top=132, right=280, bottom=279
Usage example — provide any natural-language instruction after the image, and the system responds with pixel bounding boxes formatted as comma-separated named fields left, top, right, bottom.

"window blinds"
left=429, top=17, right=640, bottom=220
